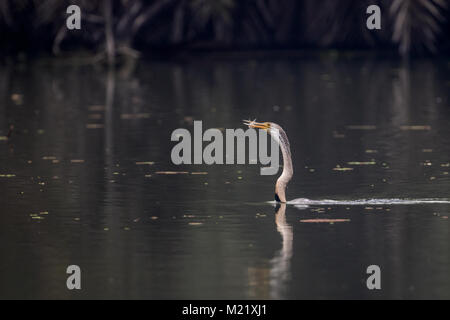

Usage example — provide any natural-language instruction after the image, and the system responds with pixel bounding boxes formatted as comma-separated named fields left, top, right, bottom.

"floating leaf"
left=155, top=171, right=189, bottom=175
left=347, top=161, right=376, bottom=165
left=300, top=219, right=350, bottom=223
left=71, top=159, right=85, bottom=163
left=86, top=124, right=104, bottom=129
left=400, top=125, right=431, bottom=131
left=0, top=174, right=16, bottom=178
left=333, top=166, right=353, bottom=171
left=136, top=161, right=154, bottom=165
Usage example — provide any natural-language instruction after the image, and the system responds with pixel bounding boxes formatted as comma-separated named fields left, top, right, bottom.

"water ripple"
left=286, top=198, right=450, bottom=206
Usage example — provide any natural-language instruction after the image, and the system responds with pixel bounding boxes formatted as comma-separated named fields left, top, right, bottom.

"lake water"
left=0, top=55, right=449, bottom=299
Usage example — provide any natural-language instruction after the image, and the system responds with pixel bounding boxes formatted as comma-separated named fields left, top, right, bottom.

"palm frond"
left=390, top=0, right=447, bottom=55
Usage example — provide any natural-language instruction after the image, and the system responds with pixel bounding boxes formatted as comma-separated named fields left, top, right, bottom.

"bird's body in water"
left=244, top=120, right=293, bottom=203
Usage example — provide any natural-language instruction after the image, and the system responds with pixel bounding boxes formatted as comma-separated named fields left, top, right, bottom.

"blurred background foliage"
left=0, top=0, right=448, bottom=60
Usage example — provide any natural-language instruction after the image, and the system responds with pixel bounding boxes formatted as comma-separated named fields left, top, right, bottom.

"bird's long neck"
left=274, top=127, right=293, bottom=203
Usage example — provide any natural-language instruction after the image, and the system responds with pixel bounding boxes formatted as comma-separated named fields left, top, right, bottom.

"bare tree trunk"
left=103, top=0, right=115, bottom=66
left=132, top=0, right=174, bottom=36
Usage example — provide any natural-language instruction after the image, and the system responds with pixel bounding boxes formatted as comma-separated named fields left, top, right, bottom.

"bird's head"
left=243, top=120, right=281, bottom=136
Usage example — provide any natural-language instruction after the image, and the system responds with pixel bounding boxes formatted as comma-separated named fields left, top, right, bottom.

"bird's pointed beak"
left=243, top=120, right=270, bottom=130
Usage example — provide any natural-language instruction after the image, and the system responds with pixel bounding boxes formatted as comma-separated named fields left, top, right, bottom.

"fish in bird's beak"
left=243, top=119, right=270, bottom=130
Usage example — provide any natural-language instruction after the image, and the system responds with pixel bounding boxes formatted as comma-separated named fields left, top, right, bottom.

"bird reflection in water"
left=269, top=203, right=293, bottom=299
left=247, top=203, right=293, bottom=299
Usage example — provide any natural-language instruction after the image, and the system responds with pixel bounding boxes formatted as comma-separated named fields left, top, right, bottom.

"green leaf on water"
left=347, top=161, right=376, bottom=165
left=333, top=166, right=353, bottom=171
left=0, top=174, right=16, bottom=178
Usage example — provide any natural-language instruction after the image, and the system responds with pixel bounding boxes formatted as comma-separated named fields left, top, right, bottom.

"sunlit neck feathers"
left=271, top=123, right=293, bottom=203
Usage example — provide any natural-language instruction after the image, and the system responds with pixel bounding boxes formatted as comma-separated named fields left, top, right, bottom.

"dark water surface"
left=1, top=56, right=449, bottom=299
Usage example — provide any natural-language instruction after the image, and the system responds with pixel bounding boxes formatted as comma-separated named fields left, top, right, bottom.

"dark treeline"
left=0, top=0, right=449, bottom=60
